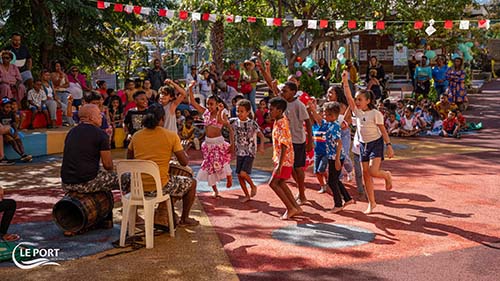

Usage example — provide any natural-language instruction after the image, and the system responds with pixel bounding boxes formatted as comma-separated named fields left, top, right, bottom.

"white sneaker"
left=318, top=185, right=327, bottom=193
left=347, top=172, right=353, bottom=182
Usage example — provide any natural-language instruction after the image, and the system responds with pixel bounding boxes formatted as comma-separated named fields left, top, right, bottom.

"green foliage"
left=260, top=46, right=288, bottom=81
left=290, top=67, right=323, bottom=98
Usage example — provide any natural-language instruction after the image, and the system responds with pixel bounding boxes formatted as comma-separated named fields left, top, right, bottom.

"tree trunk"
left=31, top=0, right=55, bottom=69
left=210, top=19, right=225, bottom=74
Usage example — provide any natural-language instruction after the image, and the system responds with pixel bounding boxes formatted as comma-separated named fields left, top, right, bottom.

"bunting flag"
left=444, top=20, right=453, bottom=29
left=308, top=20, right=317, bottom=29
left=348, top=20, right=357, bottom=29
left=459, top=20, right=470, bottom=30
left=179, top=10, right=188, bottom=20
left=96, top=2, right=497, bottom=36
left=376, top=21, right=385, bottom=30
left=414, top=21, right=424, bottom=29
left=335, top=20, right=344, bottom=29
left=192, top=12, right=201, bottom=21
left=364, top=21, right=374, bottom=30
left=319, top=20, right=328, bottom=29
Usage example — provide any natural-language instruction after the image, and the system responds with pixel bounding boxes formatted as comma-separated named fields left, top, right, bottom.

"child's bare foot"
left=385, top=171, right=393, bottom=191
left=226, top=175, right=233, bottom=188
left=364, top=203, right=377, bottom=214
left=240, top=196, right=251, bottom=203
left=343, top=199, right=356, bottom=208
left=250, top=185, right=257, bottom=197
left=280, top=207, right=303, bottom=220
left=331, top=207, right=343, bottom=213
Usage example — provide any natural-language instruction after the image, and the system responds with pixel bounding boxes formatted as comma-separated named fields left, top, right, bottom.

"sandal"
left=2, top=233, right=20, bottom=241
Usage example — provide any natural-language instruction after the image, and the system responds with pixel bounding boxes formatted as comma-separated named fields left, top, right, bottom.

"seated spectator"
left=124, top=91, right=149, bottom=144
left=67, top=66, right=89, bottom=110
left=51, top=61, right=74, bottom=126
left=127, top=103, right=199, bottom=227
left=176, top=109, right=185, bottom=131
left=117, top=79, right=136, bottom=110
left=0, top=123, right=15, bottom=165
left=216, top=81, right=238, bottom=110
left=419, top=105, right=440, bottom=130
left=385, top=111, right=400, bottom=136
left=399, top=105, right=420, bottom=137
left=0, top=186, right=19, bottom=241
left=222, top=61, right=240, bottom=91
left=260, top=112, right=273, bottom=141
left=0, top=50, right=26, bottom=104
left=61, top=104, right=117, bottom=235
left=9, top=99, right=24, bottom=130
left=395, top=100, right=405, bottom=120
left=367, top=69, right=382, bottom=101
left=180, top=116, right=195, bottom=150
left=440, top=110, right=461, bottom=138
left=231, top=95, right=244, bottom=118
left=255, top=99, right=268, bottom=127
left=95, top=80, right=108, bottom=98
left=27, top=79, right=50, bottom=128
left=85, top=92, right=112, bottom=138
left=108, top=96, right=124, bottom=148
left=143, top=79, right=158, bottom=104
left=159, top=80, right=187, bottom=133
left=456, top=108, right=466, bottom=128
left=103, top=88, right=116, bottom=107
left=0, top=98, right=32, bottom=162
left=435, top=94, right=457, bottom=120
left=42, top=69, right=64, bottom=128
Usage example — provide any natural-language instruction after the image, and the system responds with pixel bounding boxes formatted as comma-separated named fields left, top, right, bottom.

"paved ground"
left=1, top=81, right=499, bottom=280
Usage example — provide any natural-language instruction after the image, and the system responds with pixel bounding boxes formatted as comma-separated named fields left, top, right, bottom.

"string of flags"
left=96, top=1, right=495, bottom=35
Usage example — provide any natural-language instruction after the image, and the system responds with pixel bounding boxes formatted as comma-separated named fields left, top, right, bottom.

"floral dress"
left=446, top=68, right=466, bottom=103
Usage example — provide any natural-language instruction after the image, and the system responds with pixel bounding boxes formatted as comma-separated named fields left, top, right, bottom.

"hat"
left=243, top=59, right=255, bottom=69
left=216, top=81, right=227, bottom=89
left=199, top=68, right=209, bottom=74
left=1, top=97, right=12, bottom=105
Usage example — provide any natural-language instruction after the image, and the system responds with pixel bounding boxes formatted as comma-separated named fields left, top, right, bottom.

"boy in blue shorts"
left=307, top=99, right=329, bottom=193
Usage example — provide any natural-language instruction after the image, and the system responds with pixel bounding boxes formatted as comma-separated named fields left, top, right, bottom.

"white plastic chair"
left=117, top=160, right=175, bottom=249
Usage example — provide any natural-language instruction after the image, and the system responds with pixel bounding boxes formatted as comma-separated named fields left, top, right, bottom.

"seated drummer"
left=127, top=103, right=199, bottom=227
left=0, top=186, right=19, bottom=241
left=60, top=104, right=118, bottom=234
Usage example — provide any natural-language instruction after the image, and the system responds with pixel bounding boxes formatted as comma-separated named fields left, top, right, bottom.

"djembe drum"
left=169, top=161, right=194, bottom=178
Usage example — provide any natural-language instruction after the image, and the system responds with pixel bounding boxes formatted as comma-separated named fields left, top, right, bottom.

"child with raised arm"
left=268, top=97, right=302, bottom=220
left=159, top=79, right=188, bottom=133
left=230, top=99, right=265, bottom=202
left=342, top=71, right=394, bottom=214
left=189, top=83, right=234, bottom=198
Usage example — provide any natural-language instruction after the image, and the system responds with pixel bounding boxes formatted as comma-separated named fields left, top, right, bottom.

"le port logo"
left=12, top=242, right=61, bottom=269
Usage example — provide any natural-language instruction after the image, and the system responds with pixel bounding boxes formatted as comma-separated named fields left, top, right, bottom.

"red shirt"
left=223, top=69, right=240, bottom=90
left=442, top=117, right=459, bottom=132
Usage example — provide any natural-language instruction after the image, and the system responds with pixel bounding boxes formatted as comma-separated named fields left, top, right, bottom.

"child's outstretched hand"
left=189, top=80, right=196, bottom=89
left=164, top=79, right=173, bottom=85
left=341, top=71, right=348, bottom=83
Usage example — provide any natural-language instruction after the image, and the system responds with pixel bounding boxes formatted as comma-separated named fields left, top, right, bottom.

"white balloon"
left=336, top=53, right=344, bottom=60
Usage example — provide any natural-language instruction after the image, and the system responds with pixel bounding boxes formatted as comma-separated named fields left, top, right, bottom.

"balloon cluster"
left=336, top=47, right=346, bottom=64
left=458, top=42, right=474, bottom=61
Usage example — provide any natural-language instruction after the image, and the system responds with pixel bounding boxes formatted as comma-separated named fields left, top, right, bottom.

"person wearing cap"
left=222, top=61, right=240, bottom=91
left=240, top=59, right=259, bottom=113
left=0, top=50, right=26, bottom=104
left=2, top=32, right=33, bottom=90
left=0, top=97, right=32, bottom=163
left=216, top=81, right=238, bottom=110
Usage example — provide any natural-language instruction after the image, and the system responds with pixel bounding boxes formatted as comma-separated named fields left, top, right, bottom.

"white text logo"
left=12, top=242, right=61, bottom=269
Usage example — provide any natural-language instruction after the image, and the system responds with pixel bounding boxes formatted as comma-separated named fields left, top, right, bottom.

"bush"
left=260, top=46, right=288, bottom=81
left=291, top=67, right=324, bottom=98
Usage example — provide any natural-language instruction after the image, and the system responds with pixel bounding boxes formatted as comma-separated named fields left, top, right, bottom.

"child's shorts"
left=293, top=142, right=306, bottom=168
left=313, top=154, right=328, bottom=174
left=273, top=166, right=293, bottom=180
left=236, top=156, right=254, bottom=175
left=360, top=137, right=384, bottom=162
left=30, top=104, right=47, bottom=111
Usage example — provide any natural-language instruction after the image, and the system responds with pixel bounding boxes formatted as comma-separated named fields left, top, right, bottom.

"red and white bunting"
left=96, top=2, right=496, bottom=36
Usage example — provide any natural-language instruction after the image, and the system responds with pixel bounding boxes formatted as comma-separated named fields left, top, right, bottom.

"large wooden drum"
left=169, top=161, right=194, bottom=178
left=52, top=191, right=113, bottom=233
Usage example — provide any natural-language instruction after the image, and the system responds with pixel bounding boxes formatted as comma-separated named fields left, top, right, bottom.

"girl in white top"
left=342, top=71, right=394, bottom=214
left=159, top=79, right=188, bottom=133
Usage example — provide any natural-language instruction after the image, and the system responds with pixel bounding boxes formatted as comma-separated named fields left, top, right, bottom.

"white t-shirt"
left=353, top=108, right=383, bottom=143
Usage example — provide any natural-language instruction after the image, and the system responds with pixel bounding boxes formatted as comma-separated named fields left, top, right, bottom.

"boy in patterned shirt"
left=230, top=99, right=265, bottom=202
left=268, top=97, right=302, bottom=220
left=323, top=102, right=354, bottom=213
